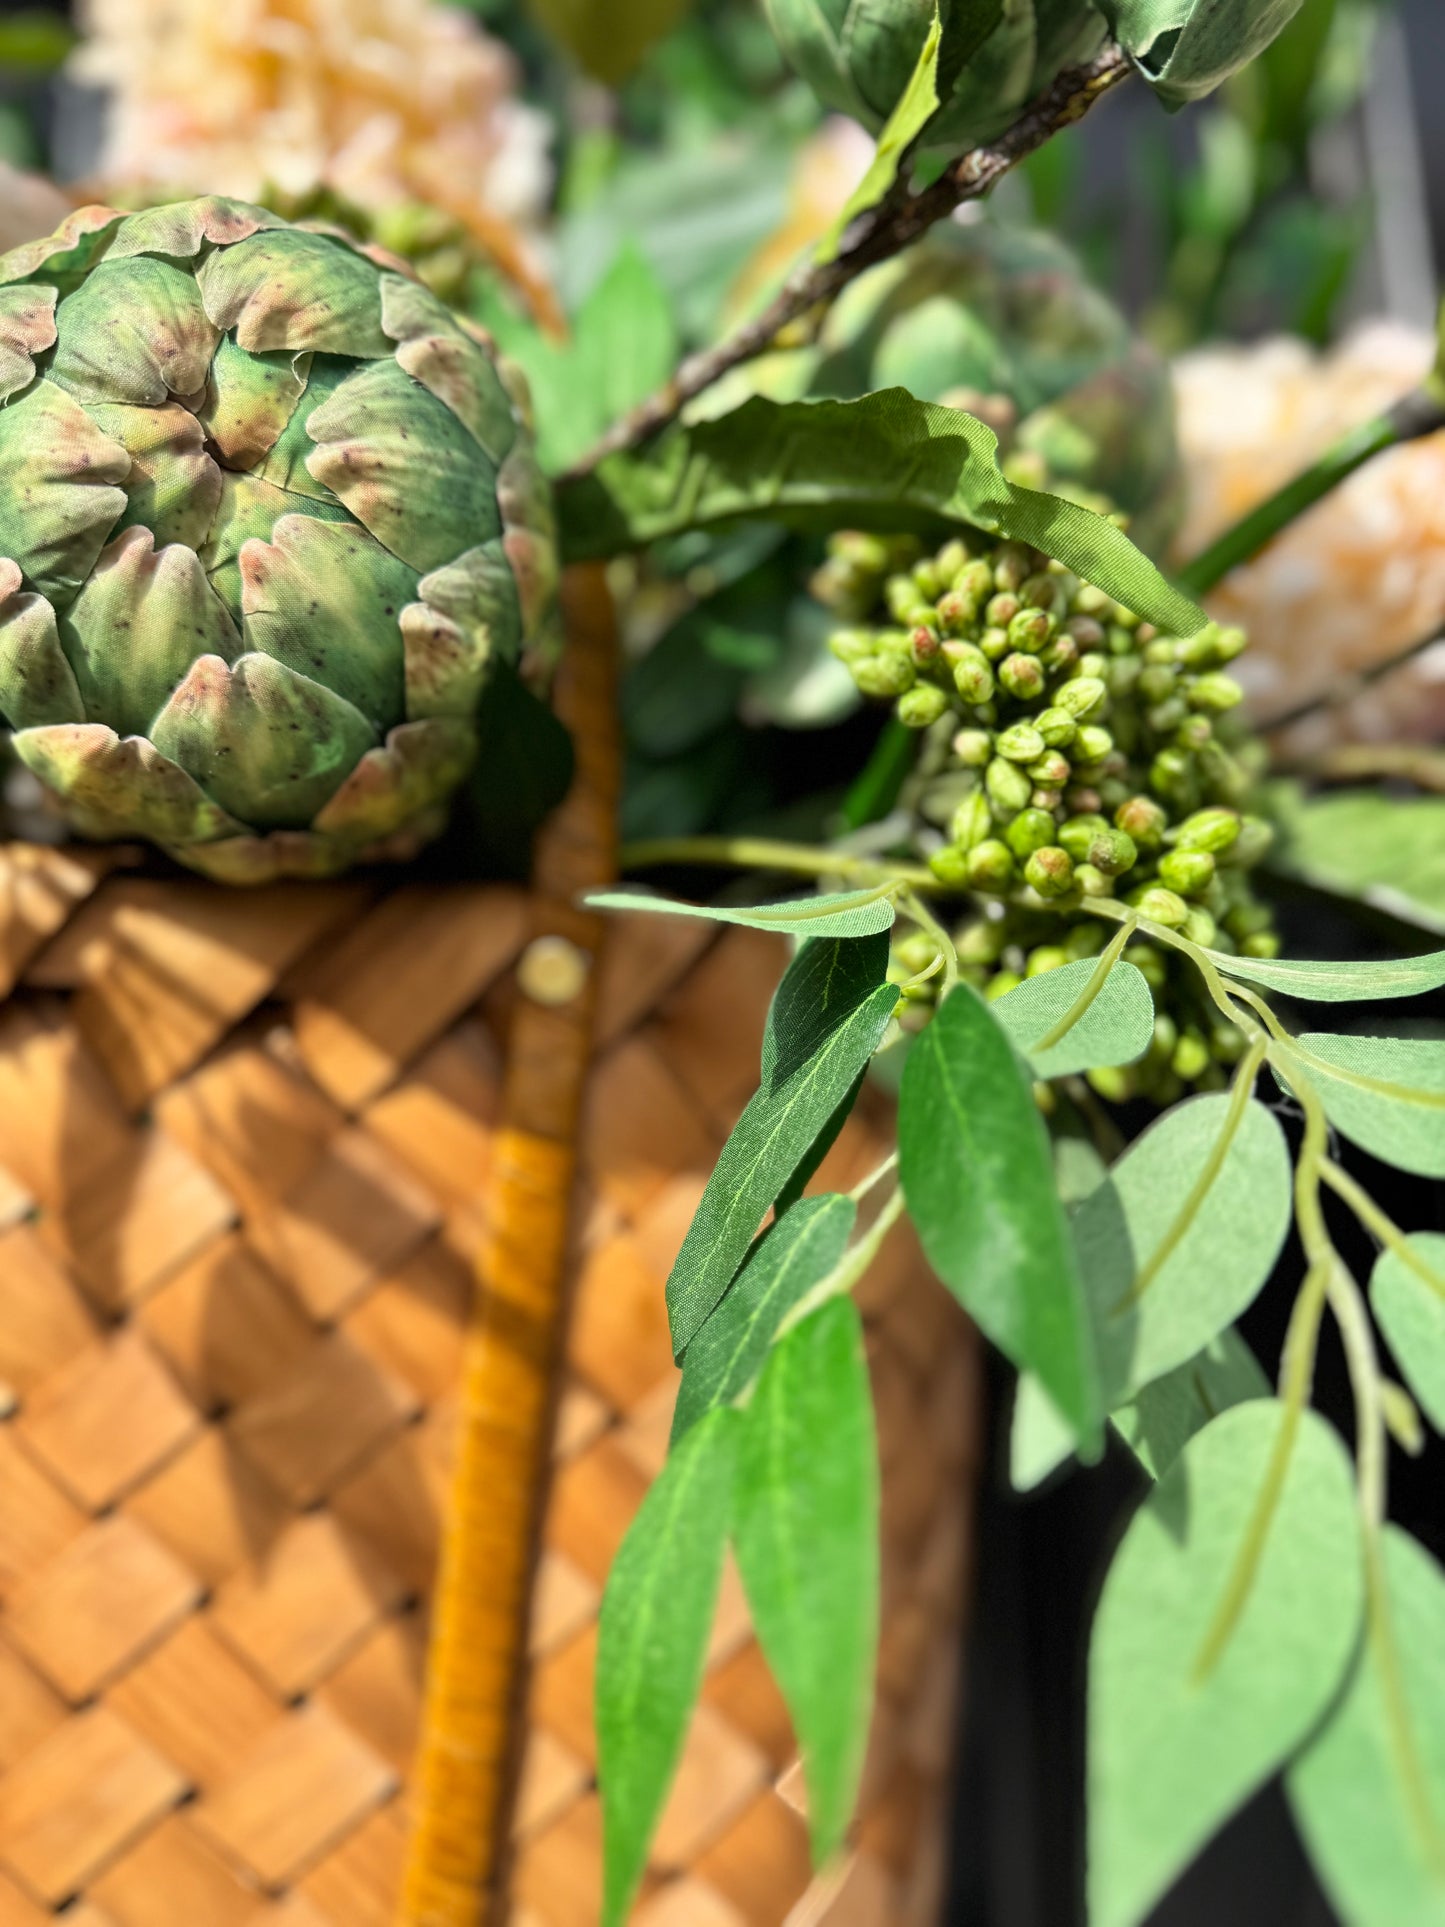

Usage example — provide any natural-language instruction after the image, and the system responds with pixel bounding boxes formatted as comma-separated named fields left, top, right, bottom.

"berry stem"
left=618, top=835, right=942, bottom=892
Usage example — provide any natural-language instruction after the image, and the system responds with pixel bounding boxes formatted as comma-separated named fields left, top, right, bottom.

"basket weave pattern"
left=0, top=843, right=980, bottom=1926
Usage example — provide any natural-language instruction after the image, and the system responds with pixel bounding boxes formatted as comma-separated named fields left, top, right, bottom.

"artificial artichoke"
left=0, top=195, right=555, bottom=882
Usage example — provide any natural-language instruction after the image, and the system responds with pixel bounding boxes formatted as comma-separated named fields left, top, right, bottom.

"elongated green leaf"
left=558, top=390, right=1206, bottom=637
left=667, top=983, right=898, bottom=1355
left=1212, top=944, right=1445, bottom=1004
left=1280, top=1035, right=1445, bottom=1179
left=762, top=930, right=890, bottom=1087
left=1055, top=1132, right=1108, bottom=1204
left=1074, top=1094, right=1292, bottom=1407
left=1289, top=1527, right=1445, bottom=1927
left=816, top=10, right=942, bottom=262
left=1100, top=0, right=1305, bottom=107
left=1010, top=1371, right=1077, bottom=1493
left=733, top=1298, right=879, bottom=1865
left=597, top=1408, right=739, bottom=1927
left=1269, top=785, right=1445, bottom=941
left=1089, top=1402, right=1363, bottom=1927
left=672, top=1193, right=856, bottom=1444
left=993, top=957, right=1155, bottom=1081
left=586, top=885, right=897, bottom=940
left=899, top=983, right=1101, bottom=1445
left=1371, top=1233, right=1445, bottom=1435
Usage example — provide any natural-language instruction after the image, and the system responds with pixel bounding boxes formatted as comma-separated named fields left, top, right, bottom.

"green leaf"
left=672, top=1193, right=857, bottom=1444
left=527, top=0, right=692, bottom=88
left=1073, top=1094, right=1293, bottom=1408
left=597, top=1407, right=738, bottom=1927
left=1279, top=1035, right=1445, bottom=1179
left=733, top=1298, right=879, bottom=1865
left=816, top=8, right=942, bottom=263
left=666, top=975, right=898, bottom=1355
left=1089, top=1402, right=1363, bottom=1927
left=1289, top=1527, right=1445, bottom=1927
left=557, top=390, right=1207, bottom=637
left=448, top=661, right=574, bottom=879
left=1099, top=0, right=1307, bottom=108
left=1370, top=1234, right=1445, bottom=1436
left=585, top=885, right=897, bottom=940
left=992, top=957, right=1155, bottom=1081
left=1010, top=1371, right=1077, bottom=1493
left=899, top=982, right=1101, bottom=1446
left=1212, top=944, right=1445, bottom=1004
left=0, top=11, right=74, bottom=70
left=762, top=930, right=890, bottom=1087
left=1269, top=785, right=1445, bottom=941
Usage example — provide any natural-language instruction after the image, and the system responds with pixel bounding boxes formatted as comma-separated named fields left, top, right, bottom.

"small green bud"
left=992, top=542, right=1032, bottom=592
left=1225, top=815, right=1274, bottom=867
left=934, top=539, right=969, bottom=581
left=1019, top=570, right=1063, bottom=613
left=1132, top=886, right=1190, bottom=928
left=1176, top=714, right=1214, bottom=752
left=893, top=932, right=938, bottom=975
left=1115, top=794, right=1167, bottom=849
left=986, top=756, right=1034, bottom=817
left=1088, top=828, right=1138, bottom=877
left=958, top=919, right=1008, bottom=965
left=951, top=789, right=994, bottom=850
left=1149, top=747, right=1197, bottom=808
left=1174, top=807, right=1240, bottom=855
left=928, top=843, right=973, bottom=887
left=1138, top=664, right=1177, bottom=704
left=1027, top=751, right=1072, bottom=789
left=1148, top=697, right=1187, bottom=734
left=1188, top=672, right=1244, bottom=712
left=936, top=590, right=979, bottom=637
left=1172, top=1029, right=1211, bottom=1082
left=1031, top=786, right=1064, bottom=812
left=1242, top=931, right=1281, bottom=959
left=986, top=592, right=1021, bottom=628
left=1040, top=632, right=1079, bottom=674
left=1025, top=943, right=1070, bottom=976
left=1159, top=848, right=1216, bottom=897
left=967, top=839, right=1017, bottom=892
left=1065, top=614, right=1105, bottom=647
left=886, top=577, right=932, bottom=624
left=1086, top=1064, right=1135, bottom=1103
left=954, top=559, right=995, bottom=603
left=1008, top=607, right=1055, bottom=654
left=1005, top=808, right=1056, bottom=860
left=1059, top=813, right=1109, bottom=861
left=1065, top=921, right=1106, bottom=960
left=912, top=558, right=945, bottom=599
left=898, top=684, right=951, bottom=728
left=1149, top=1013, right=1178, bottom=1061
left=1179, top=621, right=1246, bottom=669
left=984, top=969, right=1023, bottom=1002
left=1072, top=584, right=1111, bottom=617
left=1074, top=863, right=1114, bottom=898
left=979, top=625, right=1011, bottom=661
left=1025, top=846, right=1075, bottom=899
left=1056, top=676, right=1107, bottom=720
left=909, top=624, right=942, bottom=666
left=1078, top=651, right=1110, bottom=679
left=853, top=655, right=916, bottom=698
left=999, top=652, right=1046, bottom=701
left=996, top=721, right=1046, bottom=764
left=1131, top=943, right=1167, bottom=991
left=952, top=727, right=993, bottom=767
left=1073, top=724, right=1114, bottom=765
left=1108, top=655, right=1143, bottom=700
left=829, top=628, right=875, bottom=665
left=948, top=643, right=995, bottom=704
left=1182, top=907, right=1219, bottom=948
left=1035, top=706, right=1077, bottom=749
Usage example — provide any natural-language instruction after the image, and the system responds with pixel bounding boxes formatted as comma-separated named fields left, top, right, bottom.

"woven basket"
left=0, top=584, right=982, bottom=1927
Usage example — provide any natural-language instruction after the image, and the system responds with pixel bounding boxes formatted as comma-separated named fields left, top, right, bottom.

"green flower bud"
left=1138, top=663, right=1177, bottom=704
left=948, top=643, right=995, bottom=704
left=984, top=969, right=1023, bottom=1002
left=1224, top=815, right=1275, bottom=867
left=1078, top=651, right=1110, bottom=679
left=1065, top=921, right=1106, bottom=960
left=1188, top=673, right=1244, bottom=713
left=951, top=788, right=994, bottom=850
left=1020, top=571, right=1063, bottom=613
left=898, top=684, right=951, bottom=728
left=1072, top=584, right=1111, bottom=617
left=1073, top=724, right=1115, bottom=765
left=1027, top=751, right=1073, bottom=789
left=996, top=721, right=1046, bottom=764
left=954, top=559, right=995, bottom=603
left=1088, top=828, right=1138, bottom=877
left=933, top=539, right=969, bottom=580
left=993, top=543, right=1032, bottom=592
left=1172, top=1029, right=1211, bottom=1083
left=1115, top=794, right=1167, bottom=849
left=1176, top=714, right=1214, bottom=752
left=928, top=843, right=973, bottom=888
left=953, top=726, right=993, bottom=767
left=1005, top=808, right=1056, bottom=860
left=999, top=653, right=1046, bottom=701
left=936, top=590, right=980, bottom=637
left=1132, top=885, right=1190, bottom=928
left=1242, top=931, right=1282, bottom=959
left=1059, top=813, right=1108, bottom=861
left=829, top=628, right=875, bottom=665
left=979, top=625, right=1012, bottom=661
left=1149, top=1013, right=1179, bottom=1062
left=913, top=558, right=945, bottom=599
left=909, top=624, right=943, bottom=665
left=986, top=592, right=1021, bottom=628
left=1008, top=607, right=1055, bottom=654
left=1041, top=633, right=1079, bottom=674
left=986, top=756, right=1034, bottom=817
left=1035, top=706, right=1077, bottom=748
left=1130, top=943, right=1167, bottom=991
left=957, top=919, right=1008, bottom=966
left=1108, top=655, right=1143, bottom=700
left=886, top=577, right=932, bottom=625
left=1087, top=1065, right=1135, bottom=1103
left=968, top=839, right=1017, bottom=892
left=1074, top=863, right=1114, bottom=898
left=893, top=932, right=938, bottom=975
left=1159, top=848, right=1216, bottom=897
left=1025, top=846, right=1075, bottom=899
left=1148, top=697, right=1188, bottom=734
left=1182, top=907, right=1219, bottom=948
left=1149, top=747, right=1197, bottom=808
left=853, top=655, right=916, bottom=699
left=1174, top=807, right=1240, bottom=855
left=1025, top=943, right=1071, bottom=976
left=1179, top=622, right=1246, bottom=669
left=1056, top=676, right=1108, bottom=720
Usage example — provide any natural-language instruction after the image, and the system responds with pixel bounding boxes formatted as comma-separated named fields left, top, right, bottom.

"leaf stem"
left=898, top=886, right=960, bottom=995
left=776, top=1185, right=907, bottom=1340
left=849, top=1150, right=898, bottom=1204
left=1319, top=1159, right=1445, bottom=1303
left=618, top=836, right=941, bottom=893
left=1035, top=914, right=1136, bottom=1051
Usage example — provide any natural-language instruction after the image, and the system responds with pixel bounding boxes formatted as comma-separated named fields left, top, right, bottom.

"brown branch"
left=563, top=42, right=1132, bottom=480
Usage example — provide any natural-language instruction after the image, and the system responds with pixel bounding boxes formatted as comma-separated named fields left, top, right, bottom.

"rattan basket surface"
left=0, top=637, right=981, bottom=1927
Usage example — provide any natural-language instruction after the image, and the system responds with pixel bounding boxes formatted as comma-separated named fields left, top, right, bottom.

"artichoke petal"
left=495, top=439, right=559, bottom=642
left=0, top=380, right=129, bottom=606
left=0, top=565, right=85, bottom=728
left=312, top=716, right=477, bottom=842
left=85, top=402, right=224, bottom=552
left=380, top=272, right=517, bottom=464
left=407, top=539, right=522, bottom=720
left=196, top=229, right=391, bottom=358
left=239, top=512, right=415, bottom=727
left=149, top=651, right=378, bottom=829
left=173, top=827, right=366, bottom=884
left=0, top=285, right=57, bottom=404
left=254, top=353, right=352, bottom=502
left=198, top=337, right=311, bottom=471
left=304, top=356, right=501, bottom=574
left=106, top=197, right=284, bottom=263
left=0, top=204, right=126, bottom=291
left=50, top=256, right=221, bottom=408
left=200, top=471, right=353, bottom=624
left=13, top=721, right=243, bottom=844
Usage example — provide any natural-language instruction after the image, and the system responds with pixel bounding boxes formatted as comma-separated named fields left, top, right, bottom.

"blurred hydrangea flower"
left=71, top=0, right=553, bottom=310
left=1174, top=326, right=1445, bottom=752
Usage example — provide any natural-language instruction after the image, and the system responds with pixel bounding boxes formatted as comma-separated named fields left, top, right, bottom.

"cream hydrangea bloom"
left=1173, top=325, right=1445, bottom=752
left=72, top=0, right=552, bottom=307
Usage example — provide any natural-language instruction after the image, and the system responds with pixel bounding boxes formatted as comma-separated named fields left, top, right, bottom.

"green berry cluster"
left=819, top=531, right=1282, bottom=1102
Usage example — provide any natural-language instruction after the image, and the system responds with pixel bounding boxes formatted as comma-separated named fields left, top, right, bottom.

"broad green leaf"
left=1279, top=1035, right=1445, bottom=1179
left=558, top=390, right=1206, bottom=637
left=597, top=1407, right=738, bottom=1927
left=1100, top=0, right=1306, bottom=108
left=671, top=1193, right=857, bottom=1444
left=666, top=982, right=898, bottom=1354
left=1289, top=1527, right=1445, bottom=1927
left=1370, top=1233, right=1445, bottom=1435
left=1074, top=1094, right=1292, bottom=1407
left=586, top=885, right=897, bottom=940
left=1111, top=1329, right=1271, bottom=1481
left=762, top=931, right=890, bottom=1087
left=1269, top=785, right=1445, bottom=941
left=771, top=1066, right=866, bottom=1217
left=1010, top=1371, right=1077, bottom=1493
left=1055, top=1132, right=1108, bottom=1205
left=1089, top=1401, right=1363, bottom=1927
left=993, top=957, right=1155, bottom=1081
left=816, top=9, right=942, bottom=263
left=899, top=982, right=1101, bottom=1446
left=1212, top=943, right=1445, bottom=1004
left=733, top=1299, right=879, bottom=1865
left=527, top=0, right=691, bottom=88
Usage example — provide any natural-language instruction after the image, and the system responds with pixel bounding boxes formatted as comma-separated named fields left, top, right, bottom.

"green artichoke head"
left=0, top=195, right=556, bottom=882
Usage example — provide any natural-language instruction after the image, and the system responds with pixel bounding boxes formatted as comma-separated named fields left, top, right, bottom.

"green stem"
left=618, top=835, right=941, bottom=893
left=1176, top=389, right=1445, bottom=597
left=899, top=886, right=960, bottom=995
left=776, top=1185, right=907, bottom=1339
left=1035, top=915, right=1136, bottom=1052
left=840, top=717, right=916, bottom=831
left=1320, top=1159, right=1445, bottom=1304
